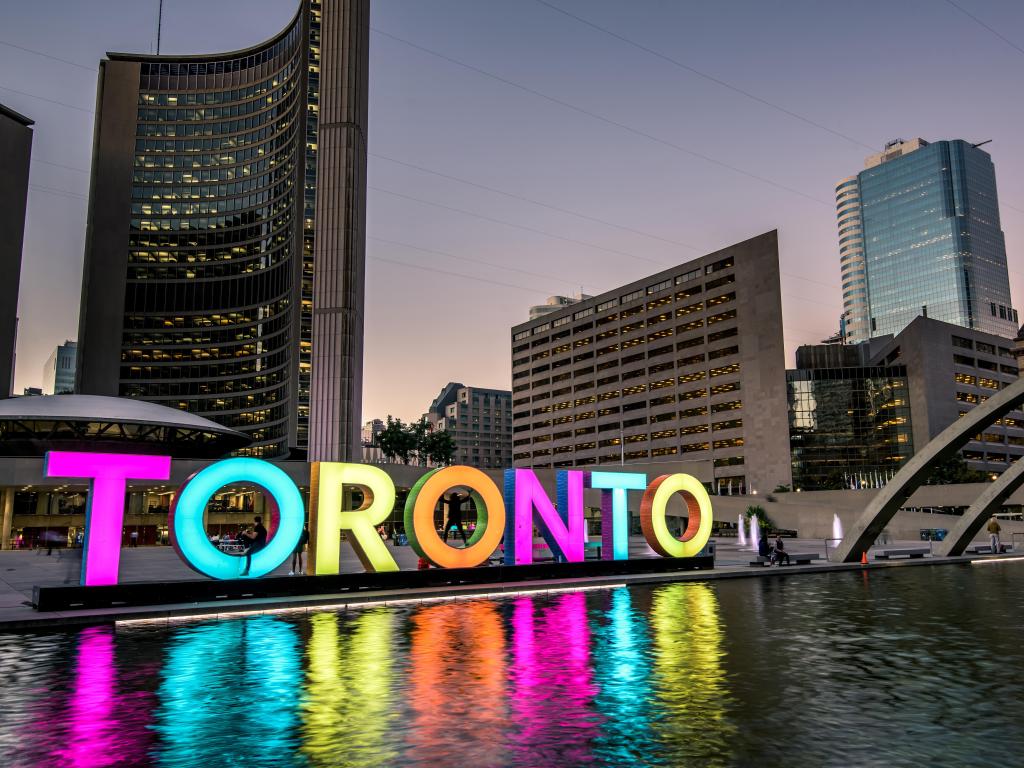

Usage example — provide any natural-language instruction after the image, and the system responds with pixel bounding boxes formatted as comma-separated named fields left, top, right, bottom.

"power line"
left=942, top=0, right=1024, bottom=57
left=370, top=185, right=666, bottom=265
left=369, top=254, right=553, bottom=295
left=371, top=152, right=703, bottom=252
left=32, top=158, right=91, bottom=175
left=0, top=39, right=94, bottom=72
left=0, top=84, right=94, bottom=114
left=369, top=235, right=594, bottom=291
left=532, top=0, right=873, bottom=152
left=370, top=27, right=832, bottom=207
left=30, top=184, right=88, bottom=200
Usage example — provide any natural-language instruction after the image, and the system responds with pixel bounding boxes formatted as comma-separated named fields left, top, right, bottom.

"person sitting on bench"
left=758, top=533, right=772, bottom=561
left=771, top=534, right=790, bottom=566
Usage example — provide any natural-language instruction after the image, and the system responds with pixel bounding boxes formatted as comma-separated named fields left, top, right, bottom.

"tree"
left=744, top=504, right=777, bottom=532
left=925, top=453, right=989, bottom=485
left=409, top=417, right=434, bottom=466
left=424, top=429, right=458, bottom=467
left=377, top=417, right=416, bottom=464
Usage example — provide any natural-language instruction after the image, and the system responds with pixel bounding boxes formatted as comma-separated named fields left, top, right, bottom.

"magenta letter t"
left=45, top=451, right=171, bottom=586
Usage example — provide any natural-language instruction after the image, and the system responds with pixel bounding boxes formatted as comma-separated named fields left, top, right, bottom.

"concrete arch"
left=935, top=457, right=1024, bottom=556
left=833, top=375, right=1024, bottom=563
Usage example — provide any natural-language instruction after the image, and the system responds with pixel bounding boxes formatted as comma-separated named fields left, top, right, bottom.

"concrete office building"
left=425, top=382, right=513, bottom=469
left=42, top=341, right=77, bottom=395
left=877, top=316, right=1023, bottom=474
left=510, top=231, right=791, bottom=494
left=0, top=104, right=33, bottom=399
left=792, top=316, right=1024, bottom=483
left=76, top=0, right=369, bottom=460
left=837, top=138, right=1016, bottom=344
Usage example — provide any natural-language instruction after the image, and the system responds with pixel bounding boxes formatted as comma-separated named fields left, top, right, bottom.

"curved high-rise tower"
left=77, top=1, right=368, bottom=460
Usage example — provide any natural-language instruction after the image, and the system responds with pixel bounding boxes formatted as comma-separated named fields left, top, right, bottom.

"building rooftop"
left=0, top=395, right=250, bottom=458
left=0, top=103, right=34, bottom=127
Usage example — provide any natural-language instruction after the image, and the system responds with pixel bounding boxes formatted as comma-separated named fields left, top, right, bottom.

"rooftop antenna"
left=157, top=0, right=164, bottom=55
left=972, top=139, right=993, bottom=149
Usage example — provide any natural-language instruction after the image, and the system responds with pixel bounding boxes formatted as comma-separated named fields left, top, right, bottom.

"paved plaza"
left=0, top=534, right=1005, bottom=630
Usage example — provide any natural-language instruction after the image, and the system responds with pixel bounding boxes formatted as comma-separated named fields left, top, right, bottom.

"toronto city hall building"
left=510, top=231, right=792, bottom=495
left=76, top=0, right=369, bottom=460
left=0, top=104, right=33, bottom=399
left=837, top=138, right=1016, bottom=344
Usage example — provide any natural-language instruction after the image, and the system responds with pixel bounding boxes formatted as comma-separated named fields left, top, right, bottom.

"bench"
left=967, top=544, right=1015, bottom=555
left=874, top=548, right=928, bottom=560
left=748, top=553, right=820, bottom=567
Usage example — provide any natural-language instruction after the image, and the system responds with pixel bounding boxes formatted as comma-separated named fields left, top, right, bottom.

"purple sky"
left=4, top=0, right=1024, bottom=421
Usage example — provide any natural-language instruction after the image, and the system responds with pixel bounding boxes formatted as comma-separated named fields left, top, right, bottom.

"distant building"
left=42, top=341, right=77, bottom=395
left=792, top=316, right=1023, bottom=486
left=0, top=104, right=33, bottom=398
left=361, top=418, right=385, bottom=446
left=528, top=294, right=592, bottom=321
left=511, top=231, right=791, bottom=494
left=837, top=138, right=1016, bottom=344
left=425, top=383, right=512, bottom=469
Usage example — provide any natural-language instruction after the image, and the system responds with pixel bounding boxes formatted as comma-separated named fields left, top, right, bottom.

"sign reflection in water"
left=153, top=617, right=302, bottom=766
left=408, top=601, right=507, bottom=766
left=509, top=592, right=603, bottom=766
left=303, top=610, right=400, bottom=767
left=650, top=583, right=735, bottom=762
left=5, top=567, right=1024, bottom=766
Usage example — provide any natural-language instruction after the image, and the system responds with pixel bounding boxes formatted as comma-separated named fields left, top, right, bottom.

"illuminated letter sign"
left=503, top=469, right=586, bottom=565
left=45, top=451, right=171, bottom=586
left=404, top=465, right=506, bottom=568
left=170, top=457, right=304, bottom=579
left=640, top=473, right=712, bottom=558
left=588, top=471, right=647, bottom=560
left=309, top=463, right=398, bottom=575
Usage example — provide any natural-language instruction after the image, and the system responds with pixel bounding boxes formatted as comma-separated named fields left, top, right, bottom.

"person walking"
left=240, top=516, right=268, bottom=576
left=290, top=523, right=310, bottom=575
left=987, top=517, right=1002, bottom=554
left=129, top=530, right=138, bottom=548
left=443, top=491, right=469, bottom=546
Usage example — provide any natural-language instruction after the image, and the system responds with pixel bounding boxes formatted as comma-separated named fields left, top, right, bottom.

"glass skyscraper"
left=76, top=0, right=368, bottom=460
left=837, top=138, right=1017, bottom=344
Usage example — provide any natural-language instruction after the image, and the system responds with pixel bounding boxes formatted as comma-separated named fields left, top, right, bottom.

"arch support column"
left=834, top=376, right=1024, bottom=563
left=936, top=458, right=1024, bottom=556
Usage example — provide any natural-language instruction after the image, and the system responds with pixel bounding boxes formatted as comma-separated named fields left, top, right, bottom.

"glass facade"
left=840, top=140, right=1016, bottom=343
left=788, top=366, right=914, bottom=490
left=117, top=11, right=311, bottom=457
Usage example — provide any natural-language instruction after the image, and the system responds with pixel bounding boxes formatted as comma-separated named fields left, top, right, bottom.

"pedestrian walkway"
left=0, top=535, right=1002, bottom=631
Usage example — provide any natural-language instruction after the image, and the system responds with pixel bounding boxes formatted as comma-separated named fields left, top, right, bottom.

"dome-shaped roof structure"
left=0, top=395, right=251, bottom=458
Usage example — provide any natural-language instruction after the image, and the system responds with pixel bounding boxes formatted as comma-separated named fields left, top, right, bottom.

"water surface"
left=1, top=563, right=1022, bottom=767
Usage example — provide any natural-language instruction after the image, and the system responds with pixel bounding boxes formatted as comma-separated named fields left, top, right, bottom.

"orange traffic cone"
left=860, top=551, right=869, bottom=565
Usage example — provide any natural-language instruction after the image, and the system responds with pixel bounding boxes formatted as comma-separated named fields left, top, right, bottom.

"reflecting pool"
left=2, top=563, right=1023, bottom=767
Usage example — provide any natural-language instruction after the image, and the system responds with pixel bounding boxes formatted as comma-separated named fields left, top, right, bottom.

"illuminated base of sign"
left=32, top=554, right=714, bottom=613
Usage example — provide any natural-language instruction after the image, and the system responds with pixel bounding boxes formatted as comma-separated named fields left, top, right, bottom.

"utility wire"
left=371, top=152, right=703, bottom=252
left=371, top=27, right=832, bottom=207
left=0, top=39, right=94, bottom=71
left=0, top=84, right=94, bottom=114
left=532, top=0, right=873, bottom=152
left=369, top=235, right=594, bottom=291
left=942, top=0, right=1024, bottom=57
left=371, top=185, right=666, bottom=265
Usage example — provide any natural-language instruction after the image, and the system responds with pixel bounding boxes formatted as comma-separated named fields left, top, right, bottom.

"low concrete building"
left=510, top=231, right=792, bottom=495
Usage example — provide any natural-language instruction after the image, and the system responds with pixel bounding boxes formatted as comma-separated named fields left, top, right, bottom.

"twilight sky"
left=3, top=0, right=1024, bottom=422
